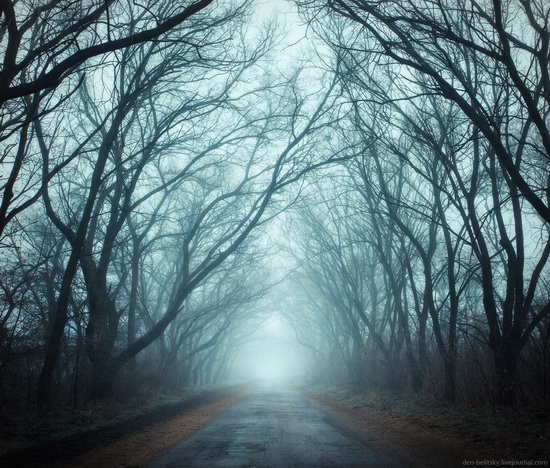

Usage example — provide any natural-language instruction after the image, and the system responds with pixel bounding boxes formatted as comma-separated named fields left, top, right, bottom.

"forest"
left=0, top=0, right=549, bottom=413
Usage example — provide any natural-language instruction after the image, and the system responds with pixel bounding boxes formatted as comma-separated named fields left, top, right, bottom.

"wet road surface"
left=150, top=383, right=403, bottom=467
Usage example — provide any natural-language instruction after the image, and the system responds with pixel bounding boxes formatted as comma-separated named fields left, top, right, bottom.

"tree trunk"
left=86, top=326, right=120, bottom=400
left=36, top=251, right=80, bottom=409
left=82, top=264, right=121, bottom=399
left=443, top=354, right=457, bottom=403
left=89, top=361, right=117, bottom=400
left=36, top=315, right=68, bottom=409
left=494, top=345, right=519, bottom=406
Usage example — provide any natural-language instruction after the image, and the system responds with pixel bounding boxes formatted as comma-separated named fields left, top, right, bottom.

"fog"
left=1, top=0, right=549, bottom=413
left=231, top=314, right=312, bottom=384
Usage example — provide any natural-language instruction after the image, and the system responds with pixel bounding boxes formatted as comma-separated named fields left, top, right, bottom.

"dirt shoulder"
left=301, top=384, right=550, bottom=467
left=0, top=386, right=248, bottom=467
left=2, top=383, right=548, bottom=467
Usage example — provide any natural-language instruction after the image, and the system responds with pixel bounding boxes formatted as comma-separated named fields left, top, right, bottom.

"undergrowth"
left=301, top=382, right=549, bottom=428
left=0, top=385, right=219, bottom=456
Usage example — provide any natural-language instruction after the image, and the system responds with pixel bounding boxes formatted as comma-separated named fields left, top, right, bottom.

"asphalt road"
left=149, top=382, right=403, bottom=467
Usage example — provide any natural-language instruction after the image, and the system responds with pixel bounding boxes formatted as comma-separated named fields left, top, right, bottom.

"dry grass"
left=302, top=383, right=550, bottom=466
left=0, top=386, right=215, bottom=457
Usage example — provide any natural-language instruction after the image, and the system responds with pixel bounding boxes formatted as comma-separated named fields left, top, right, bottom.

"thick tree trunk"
left=36, top=315, right=68, bottom=409
left=82, top=265, right=121, bottom=399
left=86, top=324, right=119, bottom=399
left=89, top=361, right=118, bottom=400
left=494, top=346, right=519, bottom=406
left=443, top=354, right=457, bottom=403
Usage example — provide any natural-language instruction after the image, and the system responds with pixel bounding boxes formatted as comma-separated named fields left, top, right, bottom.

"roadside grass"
left=0, top=386, right=217, bottom=456
left=300, top=382, right=550, bottom=461
left=302, top=382, right=510, bottom=427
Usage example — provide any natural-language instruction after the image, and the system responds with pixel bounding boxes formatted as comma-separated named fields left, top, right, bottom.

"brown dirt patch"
left=2, top=384, right=548, bottom=467
left=0, top=386, right=247, bottom=467
left=302, top=386, right=550, bottom=467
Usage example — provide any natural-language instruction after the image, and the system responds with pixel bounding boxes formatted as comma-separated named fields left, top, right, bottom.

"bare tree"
left=0, top=0, right=223, bottom=104
left=16, top=3, right=344, bottom=406
left=27, top=3, right=261, bottom=405
left=306, top=0, right=550, bottom=221
left=295, top=0, right=550, bottom=406
left=0, top=0, right=235, bottom=240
